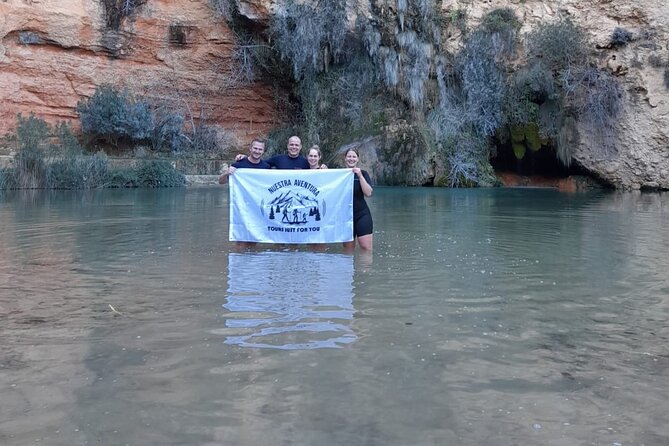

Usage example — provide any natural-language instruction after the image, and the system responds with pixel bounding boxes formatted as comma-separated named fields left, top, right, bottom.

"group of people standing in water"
left=220, top=135, right=373, bottom=251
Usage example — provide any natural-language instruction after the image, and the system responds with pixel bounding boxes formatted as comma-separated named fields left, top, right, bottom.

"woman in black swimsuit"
left=343, top=148, right=373, bottom=251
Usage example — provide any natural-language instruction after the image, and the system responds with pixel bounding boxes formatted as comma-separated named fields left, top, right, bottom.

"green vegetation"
left=130, top=160, right=185, bottom=188
left=527, top=18, right=588, bottom=74
left=610, top=27, right=633, bottom=48
left=8, top=1, right=631, bottom=189
left=269, top=1, right=347, bottom=80
left=446, top=8, right=467, bottom=35
left=206, top=3, right=628, bottom=185
left=442, top=132, right=494, bottom=187
left=426, top=8, right=521, bottom=186
left=77, top=85, right=154, bottom=148
left=479, top=7, right=520, bottom=35
left=524, top=18, right=622, bottom=163
left=1, top=114, right=184, bottom=190
left=76, top=84, right=236, bottom=157
left=7, top=3, right=628, bottom=188
left=256, top=0, right=444, bottom=175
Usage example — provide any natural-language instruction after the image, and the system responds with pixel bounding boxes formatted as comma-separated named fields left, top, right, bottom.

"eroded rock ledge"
left=1, top=0, right=668, bottom=189
left=0, top=0, right=276, bottom=142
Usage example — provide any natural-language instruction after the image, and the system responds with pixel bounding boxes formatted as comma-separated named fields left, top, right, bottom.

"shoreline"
left=185, top=175, right=220, bottom=186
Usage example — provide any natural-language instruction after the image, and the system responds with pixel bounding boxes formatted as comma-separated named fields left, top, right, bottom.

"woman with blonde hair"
left=307, top=145, right=328, bottom=169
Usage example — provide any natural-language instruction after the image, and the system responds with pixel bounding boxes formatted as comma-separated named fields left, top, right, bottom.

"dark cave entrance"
left=490, top=140, right=591, bottom=179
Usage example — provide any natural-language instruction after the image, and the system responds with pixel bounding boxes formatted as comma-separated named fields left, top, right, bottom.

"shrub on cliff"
left=428, top=9, right=521, bottom=185
left=102, top=0, right=147, bottom=30
left=446, top=8, right=467, bottom=35
left=457, top=31, right=509, bottom=137
left=527, top=18, right=588, bottom=91
left=480, top=7, right=520, bottom=37
left=573, top=68, right=623, bottom=153
left=442, top=132, right=492, bottom=187
left=76, top=85, right=153, bottom=148
left=269, top=0, right=348, bottom=80
left=609, top=27, right=633, bottom=48
left=505, top=62, right=557, bottom=128
left=522, top=18, right=622, bottom=164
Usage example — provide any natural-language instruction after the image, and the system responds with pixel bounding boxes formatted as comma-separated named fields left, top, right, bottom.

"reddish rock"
left=0, top=0, right=277, bottom=144
left=497, top=172, right=601, bottom=192
left=2, top=0, right=668, bottom=188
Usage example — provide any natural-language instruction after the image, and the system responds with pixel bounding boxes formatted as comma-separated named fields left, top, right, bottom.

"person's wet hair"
left=309, top=145, right=322, bottom=159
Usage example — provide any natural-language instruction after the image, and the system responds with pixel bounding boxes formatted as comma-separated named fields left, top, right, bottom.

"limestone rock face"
left=336, top=132, right=438, bottom=187
left=2, top=0, right=668, bottom=188
left=449, top=0, right=669, bottom=189
left=235, top=0, right=274, bottom=22
left=338, top=124, right=439, bottom=187
left=0, top=0, right=276, bottom=142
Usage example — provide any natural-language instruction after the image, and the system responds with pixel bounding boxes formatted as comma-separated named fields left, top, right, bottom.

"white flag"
left=229, top=169, right=353, bottom=243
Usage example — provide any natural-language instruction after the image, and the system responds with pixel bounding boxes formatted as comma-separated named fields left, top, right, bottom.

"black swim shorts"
left=353, top=210, right=373, bottom=237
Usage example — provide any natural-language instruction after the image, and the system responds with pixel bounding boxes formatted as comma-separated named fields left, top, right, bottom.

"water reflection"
left=221, top=251, right=356, bottom=349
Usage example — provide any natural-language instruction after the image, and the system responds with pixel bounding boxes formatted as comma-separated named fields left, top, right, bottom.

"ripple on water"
left=218, top=252, right=357, bottom=349
left=1, top=188, right=669, bottom=446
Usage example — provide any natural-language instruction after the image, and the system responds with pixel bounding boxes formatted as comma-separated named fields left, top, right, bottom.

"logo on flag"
left=229, top=169, right=353, bottom=243
left=262, top=178, right=324, bottom=227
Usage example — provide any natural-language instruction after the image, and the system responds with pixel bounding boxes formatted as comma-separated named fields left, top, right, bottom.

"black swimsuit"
left=353, top=170, right=373, bottom=237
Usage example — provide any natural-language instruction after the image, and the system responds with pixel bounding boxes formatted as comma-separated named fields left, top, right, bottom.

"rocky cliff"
left=0, top=0, right=276, bottom=143
left=1, top=0, right=668, bottom=189
left=447, top=0, right=669, bottom=189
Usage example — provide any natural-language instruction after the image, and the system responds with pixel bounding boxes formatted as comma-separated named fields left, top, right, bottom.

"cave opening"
left=490, top=140, right=591, bottom=180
